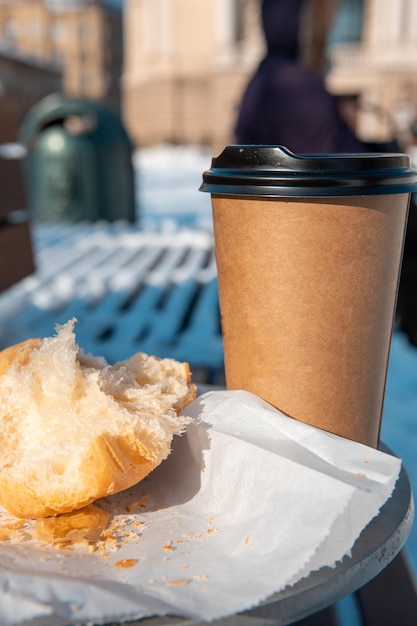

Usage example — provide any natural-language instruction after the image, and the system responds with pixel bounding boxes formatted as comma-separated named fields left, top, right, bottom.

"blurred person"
left=234, top=0, right=417, bottom=346
left=235, top=0, right=367, bottom=153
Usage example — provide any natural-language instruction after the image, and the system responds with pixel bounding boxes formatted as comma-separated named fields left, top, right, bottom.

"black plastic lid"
left=199, top=145, right=417, bottom=197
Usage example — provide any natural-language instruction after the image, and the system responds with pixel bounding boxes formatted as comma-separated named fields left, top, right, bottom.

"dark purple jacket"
left=235, top=0, right=366, bottom=153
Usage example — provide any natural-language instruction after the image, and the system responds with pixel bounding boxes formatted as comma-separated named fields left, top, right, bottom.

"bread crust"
left=0, top=435, right=159, bottom=519
left=0, top=338, right=42, bottom=376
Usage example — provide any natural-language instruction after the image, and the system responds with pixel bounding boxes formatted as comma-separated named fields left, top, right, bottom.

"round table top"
left=132, top=445, right=414, bottom=626
left=243, top=446, right=414, bottom=625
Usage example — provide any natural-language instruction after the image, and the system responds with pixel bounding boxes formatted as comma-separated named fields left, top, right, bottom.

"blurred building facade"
left=122, top=0, right=264, bottom=150
left=0, top=50, right=60, bottom=142
left=0, top=0, right=123, bottom=116
left=122, top=0, right=417, bottom=151
left=327, top=0, right=417, bottom=149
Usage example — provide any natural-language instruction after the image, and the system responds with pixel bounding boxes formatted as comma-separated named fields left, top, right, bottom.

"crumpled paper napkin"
left=0, top=390, right=401, bottom=626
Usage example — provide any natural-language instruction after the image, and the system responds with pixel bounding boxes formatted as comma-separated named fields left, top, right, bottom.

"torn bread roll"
left=0, top=319, right=196, bottom=519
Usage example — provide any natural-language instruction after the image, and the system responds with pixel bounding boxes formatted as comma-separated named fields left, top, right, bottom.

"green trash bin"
left=19, top=93, right=136, bottom=223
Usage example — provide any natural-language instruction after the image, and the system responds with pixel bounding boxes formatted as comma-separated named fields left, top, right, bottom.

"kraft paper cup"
left=200, top=145, right=417, bottom=447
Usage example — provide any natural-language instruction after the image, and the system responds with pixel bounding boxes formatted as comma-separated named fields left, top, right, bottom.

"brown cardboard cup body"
left=212, top=193, right=409, bottom=447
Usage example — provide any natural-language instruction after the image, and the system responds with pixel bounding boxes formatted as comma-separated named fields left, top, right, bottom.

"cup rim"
left=200, top=145, right=417, bottom=197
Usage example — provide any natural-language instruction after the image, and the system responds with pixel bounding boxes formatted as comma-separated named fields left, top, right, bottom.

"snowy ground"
left=134, top=144, right=214, bottom=231
left=135, top=145, right=417, bottom=581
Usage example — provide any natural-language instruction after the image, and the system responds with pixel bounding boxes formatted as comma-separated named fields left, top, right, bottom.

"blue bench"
left=0, top=222, right=224, bottom=383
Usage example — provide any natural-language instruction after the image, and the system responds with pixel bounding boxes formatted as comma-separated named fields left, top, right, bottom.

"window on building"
left=51, top=20, right=67, bottom=42
left=79, top=22, right=90, bottom=41
left=328, top=0, right=364, bottom=46
left=232, top=0, right=245, bottom=43
left=51, top=51, right=65, bottom=68
left=3, top=17, right=18, bottom=47
left=29, top=20, right=41, bottom=40
left=103, top=23, right=113, bottom=44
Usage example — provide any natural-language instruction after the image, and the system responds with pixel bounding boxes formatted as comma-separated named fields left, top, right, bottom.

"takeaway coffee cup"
left=200, top=145, right=417, bottom=447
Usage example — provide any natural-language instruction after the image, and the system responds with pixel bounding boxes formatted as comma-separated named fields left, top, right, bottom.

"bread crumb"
left=114, top=558, right=138, bottom=569
left=32, top=505, right=110, bottom=545
left=187, top=532, right=202, bottom=540
left=126, top=494, right=149, bottom=512
left=165, top=578, right=192, bottom=586
left=0, top=520, right=26, bottom=542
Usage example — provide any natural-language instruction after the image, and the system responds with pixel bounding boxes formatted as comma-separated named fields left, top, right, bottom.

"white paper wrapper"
left=0, top=390, right=401, bottom=626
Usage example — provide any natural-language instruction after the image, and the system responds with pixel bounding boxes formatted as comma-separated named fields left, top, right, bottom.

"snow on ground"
left=134, top=144, right=213, bottom=230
